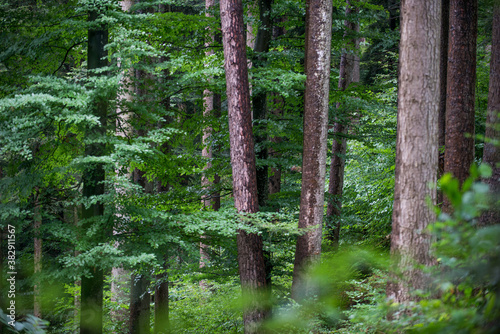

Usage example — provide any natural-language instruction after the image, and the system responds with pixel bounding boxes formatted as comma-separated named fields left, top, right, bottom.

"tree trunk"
left=80, top=8, right=108, bottom=334
left=220, top=0, right=269, bottom=331
left=479, top=2, right=500, bottom=227
left=326, top=0, right=360, bottom=248
left=268, top=93, right=284, bottom=196
left=154, top=266, right=169, bottom=334
left=438, top=0, right=450, bottom=206
left=253, top=0, right=273, bottom=208
left=268, top=19, right=287, bottom=197
left=200, top=0, right=221, bottom=273
left=129, top=274, right=150, bottom=334
left=127, top=168, right=155, bottom=332
left=291, top=0, right=332, bottom=301
left=443, top=0, right=477, bottom=212
left=387, top=0, right=440, bottom=304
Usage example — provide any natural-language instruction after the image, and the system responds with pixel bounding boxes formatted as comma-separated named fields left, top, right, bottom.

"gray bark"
left=387, top=0, right=440, bottom=304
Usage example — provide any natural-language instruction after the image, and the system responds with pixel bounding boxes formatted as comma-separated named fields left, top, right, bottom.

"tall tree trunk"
left=154, top=259, right=169, bottom=334
left=268, top=19, right=287, bottom=197
left=128, top=170, right=153, bottom=334
left=220, top=0, right=268, bottom=332
left=80, top=8, right=108, bottom=334
left=443, top=0, right=477, bottom=212
left=253, top=0, right=272, bottom=208
left=325, top=0, right=360, bottom=249
left=291, top=0, right=332, bottom=301
left=479, top=2, right=500, bottom=227
left=200, top=0, right=221, bottom=273
left=251, top=0, right=273, bottom=287
left=387, top=0, right=440, bottom=304
left=129, top=274, right=150, bottom=334
left=154, top=6, right=172, bottom=332
left=268, top=94, right=284, bottom=196
left=438, top=0, right=450, bottom=205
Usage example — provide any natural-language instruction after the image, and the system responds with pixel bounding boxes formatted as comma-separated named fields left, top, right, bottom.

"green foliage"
left=369, top=167, right=500, bottom=334
left=0, top=310, right=48, bottom=334
left=0, top=0, right=494, bottom=333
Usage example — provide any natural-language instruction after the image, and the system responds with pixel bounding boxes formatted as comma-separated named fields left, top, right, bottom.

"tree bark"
left=129, top=274, right=150, bottom=334
left=443, top=0, right=477, bottom=212
left=437, top=0, right=450, bottom=206
left=479, top=2, right=500, bottom=227
left=387, top=0, right=440, bottom=304
left=154, top=264, right=169, bottom=334
left=253, top=0, right=272, bottom=208
left=80, top=8, right=108, bottom=334
left=326, top=0, right=359, bottom=248
left=291, top=0, right=332, bottom=301
left=220, top=0, right=268, bottom=331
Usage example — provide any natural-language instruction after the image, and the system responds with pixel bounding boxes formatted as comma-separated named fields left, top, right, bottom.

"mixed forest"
left=0, top=0, right=499, bottom=333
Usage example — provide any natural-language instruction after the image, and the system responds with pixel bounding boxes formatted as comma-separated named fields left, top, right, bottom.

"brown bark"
left=437, top=0, right=449, bottom=206
left=387, top=0, right=440, bottom=304
left=443, top=0, right=477, bottom=212
left=291, top=0, right=332, bottom=301
left=326, top=0, right=359, bottom=248
left=220, top=0, right=268, bottom=331
left=479, top=3, right=500, bottom=227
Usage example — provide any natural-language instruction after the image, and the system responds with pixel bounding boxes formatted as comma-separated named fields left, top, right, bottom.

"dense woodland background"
left=0, top=0, right=498, bottom=333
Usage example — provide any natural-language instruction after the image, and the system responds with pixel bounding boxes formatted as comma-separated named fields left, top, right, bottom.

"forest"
left=0, top=0, right=498, bottom=333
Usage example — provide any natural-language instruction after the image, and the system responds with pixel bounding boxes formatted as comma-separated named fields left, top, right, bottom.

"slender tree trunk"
left=80, top=8, right=108, bottom=334
left=443, top=0, right=477, bottom=212
left=438, top=0, right=450, bottom=206
left=387, top=0, right=440, bottom=304
left=291, top=0, right=332, bottom=301
left=268, top=93, right=283, bottom=196
left=326, top=0, right=359, bottom=248
left=200, top=0, right=221, bottom=273
left=154, top=261, right=169, bottom=334
left=268, top=19, right=287, bottom=197
left=253, top=0, right=272, bottom=208
left=129, top=274, right=150, bottom=334
left=220, top=0, right=268, bottom=331
left=251, top=0, right=273, bottom=287
left=479, top=2, right=500, bottom=227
